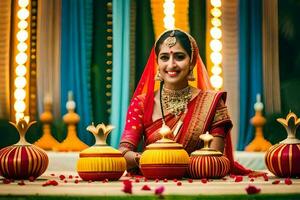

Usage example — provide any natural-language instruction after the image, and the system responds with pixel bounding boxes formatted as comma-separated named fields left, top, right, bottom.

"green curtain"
left=135, top=0, right=155, bottom=87
left=91, top=0, right=113, bottom=125
left=189, top=0, right=206, bottom=64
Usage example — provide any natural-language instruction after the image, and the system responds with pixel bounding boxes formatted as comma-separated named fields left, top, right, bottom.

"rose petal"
left=74, top=180, right=79, bottom=184
left=163, top=178, right=168, bottom=182
left=245, top=185, right=261, bottom=195
left=229, top=174, right=236, bottom=178
left=235, top=176, right=243, bottom=182
left=42, top=180, right=58, bottom=187
left=155, top=186, right=165, bottom=195
left=177, top=181, right=182, bottom=186
left=272, top=180, right=280, bottom=184
left=18, top=180, right=25, bottom=186
left=284, top=178, right=292, bottom=185
left=263, top=174, right=269, bottom=181
left=135, top=178, right=140, bottom=183
left=3, top=179, right=11, bottom=184
left=122, top=180, right=132, bottom=194
left=29, top=176, right=35, bottom=182
left=188, top=179, right=193, bottom=183
left=201, top=178, right=208, bottom=184
left=141, top=185, right=151, bottom=191
left=59, top=175, right=66, bottom=180
left=173, top=178, right=178, bottom=182
left=250, top=178, right=254, bottom=182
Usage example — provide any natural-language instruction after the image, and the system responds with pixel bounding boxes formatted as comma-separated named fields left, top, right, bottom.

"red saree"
left=119, top=30, right=251, bottom=175
left=120, top=90, right=252, bottom=175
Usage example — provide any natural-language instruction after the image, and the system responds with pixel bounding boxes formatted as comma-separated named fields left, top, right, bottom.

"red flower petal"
left=18, top=180, right=25, bottom=186
left=235, top=176, right=243, bottom=182
left=3, top=179, right=11, bottom=184
left=272, top=180, right=280, bottom=184
left=188, top=179, right=193, bottom=183
left=285, top=178, right=292, bottom=185
left=201, top=178, right=208, bottom=184
left=135, top=178, right=140, bottom=183
left=155, top=186, right=165, bottom=195
left=42, top=180, right=58, bottom=187
left=177, top=181, right=182, bottom=186
left=144, top=177, right=148, bottom=182
left=163, top=178, right=168, bottom=182
left=122, top=180, right=132, bottom=194
left=155, top=178, right=159, bottom=183
left=222, top=177, right=227, bottom=181
left=59, top=175, right=66, bottom=180
left=229, top=174, right=236, bottom=178
left=141, top=185, right=151, bottom=191
left=68, top=175, right=73, bottom=179
left=29, top=176, right=35, bottom=182
left=74, top=180, right=79, bottom=184
left=250, top=178, right=254, bottom=182
left=263, top=174, right=269, bottom=181
left=245, top=185, right=261, bottom=194
left=173, top=178, right=178, bottom=182
left=50, top=173, right=55, bottom=176
left=64, top=180, right=67, bottom=183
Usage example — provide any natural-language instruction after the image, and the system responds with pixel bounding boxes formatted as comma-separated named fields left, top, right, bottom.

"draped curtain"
left=60, top=0, right=93, bottom=145
left=37, top=0, right=61, bottom=120
left=90, top=0, right=113, bottom=125
left=237, top=0, right=263, bottom=150
left=222, top=0, right=239, bottom=148
left=110, top=0, right=131, bottom=148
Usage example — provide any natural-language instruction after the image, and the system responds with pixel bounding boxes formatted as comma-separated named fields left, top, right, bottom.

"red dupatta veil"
left=130, top=29, right=252, bottom=175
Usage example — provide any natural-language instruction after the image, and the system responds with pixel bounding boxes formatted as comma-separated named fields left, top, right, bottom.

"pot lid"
left=190, top=131, right=223, bottom=156
left=146, top=124, right=183, bottom=149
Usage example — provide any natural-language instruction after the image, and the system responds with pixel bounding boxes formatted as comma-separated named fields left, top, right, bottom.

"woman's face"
left=157, top=41, right=191, bottom=90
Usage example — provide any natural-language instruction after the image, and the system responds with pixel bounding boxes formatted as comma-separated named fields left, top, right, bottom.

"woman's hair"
left=154, top=30, right=192, bottom=58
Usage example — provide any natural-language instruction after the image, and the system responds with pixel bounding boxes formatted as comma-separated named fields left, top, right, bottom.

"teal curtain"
left=110, top=0, right=131, bottom=148
left=237, top=0, right=263, bottom=150
left=60, top=0, right=93, bottom=145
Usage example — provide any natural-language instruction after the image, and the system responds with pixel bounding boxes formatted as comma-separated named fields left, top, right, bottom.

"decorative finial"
left=199, top=131, right=214, bottom=149
left=9, top=117, right=36, bottom=145
left=86, top=123, right=115, bottom=145
left=254, top=93, right=263, bottom=111
left=66, top=91, right=76, bottom=111
left=277, top=112, right=300, bottom=144
left=158, top=123, right=172, bottom=139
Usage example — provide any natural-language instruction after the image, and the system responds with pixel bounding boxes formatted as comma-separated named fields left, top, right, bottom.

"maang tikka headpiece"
left=164, top=30, right=176, bottom=48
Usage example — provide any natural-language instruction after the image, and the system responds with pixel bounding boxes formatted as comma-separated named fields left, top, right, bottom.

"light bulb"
left=17, top=42, right=28, bottom=52
left=16, top=65, right=27, bottom=76
left=14, top=89, right=26, bottom=101
left=16, top=52, right=27, bottom=65
left=210, top=27, right=222, bottom=39
left=18, top=0, right=29, bottom=7
left=14, top=100, right=26, bottom=113
left=14, top=76, right=27, bottom=88
left=210, top=40, right=222, bottom=52
left=210, top=75, right=223, bottom=89
left=17, top=8, right=29, bottom=20
left=17, top=30, right=28, bottom=42
left=210, top=52, right=222, bottom=65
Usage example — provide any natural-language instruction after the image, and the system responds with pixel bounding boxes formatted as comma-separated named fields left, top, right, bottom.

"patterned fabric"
left=120, top=91, right=230, bottom=154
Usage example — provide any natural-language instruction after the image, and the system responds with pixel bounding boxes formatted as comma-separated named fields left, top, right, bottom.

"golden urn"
left=0, top=118, right=49, bottom=179
left=265, top=112, right=300, bottom=177
left=187, top=132, right=230, bottom=179
left=77, top=123, right=126, bottom=181
left=139, top=124, right=189, bottom=179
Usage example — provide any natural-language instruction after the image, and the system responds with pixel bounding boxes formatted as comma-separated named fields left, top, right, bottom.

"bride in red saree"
left=119, top=29, right=251, bottom=175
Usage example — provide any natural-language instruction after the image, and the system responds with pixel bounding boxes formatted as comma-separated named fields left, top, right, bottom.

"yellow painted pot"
left=77, top=123, right=126, bottom=181
left=140, top=125, right=189, bottom=179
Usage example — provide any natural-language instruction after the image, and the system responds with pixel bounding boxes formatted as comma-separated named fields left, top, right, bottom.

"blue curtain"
left=110, top=0, right=131, bottom=148
left=238, top=0, right=263, bottom=150
left=60, top=0, right=93, bottom=145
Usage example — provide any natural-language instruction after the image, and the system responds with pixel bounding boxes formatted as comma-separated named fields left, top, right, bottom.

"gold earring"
left=155, top=70, right=163, bottom=81
left=187, top=70, right=195, bottom=81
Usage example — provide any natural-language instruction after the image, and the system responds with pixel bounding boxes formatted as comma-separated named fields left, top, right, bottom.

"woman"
left=119, top=29, right=251, bottom=175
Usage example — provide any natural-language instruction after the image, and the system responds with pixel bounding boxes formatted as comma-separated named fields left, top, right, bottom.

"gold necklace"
left=161, top=86, right=192, bottom=116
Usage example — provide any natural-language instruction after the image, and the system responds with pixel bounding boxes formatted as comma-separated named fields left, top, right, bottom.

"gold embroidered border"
left=183, top=91, right=218, bottom=153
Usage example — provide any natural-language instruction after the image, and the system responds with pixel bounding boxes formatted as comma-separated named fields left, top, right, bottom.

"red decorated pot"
left=0, top=119, right=48, bottom=179
left=77, top=123, right=126, bottom=181
left=187, top=132, right=230, bottom=179
left=140, top=125, right=189, bottom=179
left=265, top=112, right=300, bottom=177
